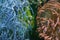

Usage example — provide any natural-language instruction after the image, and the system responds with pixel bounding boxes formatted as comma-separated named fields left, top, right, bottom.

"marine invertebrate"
left=36, top=0, right=60, bottom=40
left=0, top=0, right=33, bottom=40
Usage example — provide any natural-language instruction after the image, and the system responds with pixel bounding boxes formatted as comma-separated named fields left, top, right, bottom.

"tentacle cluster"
left=36, top=1, right=60, bottom=40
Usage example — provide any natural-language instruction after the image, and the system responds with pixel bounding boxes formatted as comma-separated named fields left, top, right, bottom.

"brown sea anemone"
left=36, top=0, right=60, bottom=40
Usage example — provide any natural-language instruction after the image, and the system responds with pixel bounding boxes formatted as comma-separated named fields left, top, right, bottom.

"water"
left=0, top=0, right=33, bottom=40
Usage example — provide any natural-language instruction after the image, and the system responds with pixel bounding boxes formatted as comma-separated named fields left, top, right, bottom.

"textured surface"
left=0, top=0, right=33, bottom=40
left=36, top=0, right=60, bottom=40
